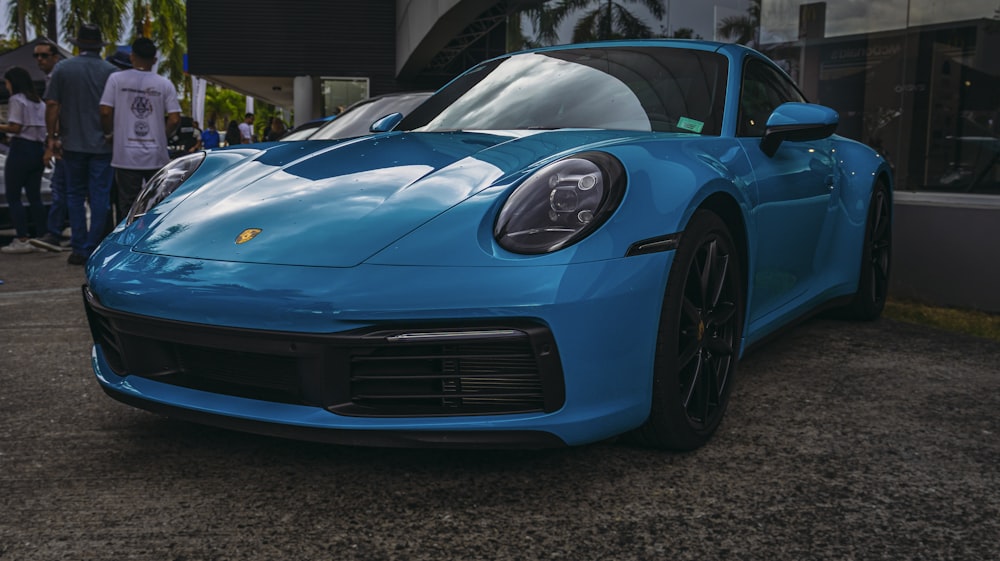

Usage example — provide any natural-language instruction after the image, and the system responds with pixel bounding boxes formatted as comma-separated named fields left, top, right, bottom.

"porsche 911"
left=83, top=40, right=893, bottom=449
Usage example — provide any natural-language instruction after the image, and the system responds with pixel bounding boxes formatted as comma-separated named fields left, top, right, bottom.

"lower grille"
left=342, top=339, right=550, bottom=415
left=170, top=346, right=303, bottom=404
left=83, top=287, right=565, bottom=417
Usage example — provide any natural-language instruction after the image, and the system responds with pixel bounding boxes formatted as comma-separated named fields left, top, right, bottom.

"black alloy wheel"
left=631, top=209, right=744, bottom=450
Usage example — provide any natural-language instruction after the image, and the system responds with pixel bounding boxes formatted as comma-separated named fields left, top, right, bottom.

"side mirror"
left=370, top=112, right=404, bottom=133
left=760, top=102, right=839, bottom=157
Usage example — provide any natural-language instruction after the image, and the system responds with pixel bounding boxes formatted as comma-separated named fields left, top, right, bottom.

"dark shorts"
left=114, top=167, right=160, bottom=217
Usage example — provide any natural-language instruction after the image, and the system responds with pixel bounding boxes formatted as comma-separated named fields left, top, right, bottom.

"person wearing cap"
left=43, top=23, right=117, bottom=265
left=105, top=49, right=133, bottom=70
left=99, top=37, right=181, bottom=218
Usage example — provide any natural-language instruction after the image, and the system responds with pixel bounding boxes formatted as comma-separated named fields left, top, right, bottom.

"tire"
left=838, top=181, right=892, bottom=320
left=631, top=209, right=745, bottom=450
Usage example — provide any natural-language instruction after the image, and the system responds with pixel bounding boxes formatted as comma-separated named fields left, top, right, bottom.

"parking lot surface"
left=1, top=244, right=998, bottom=560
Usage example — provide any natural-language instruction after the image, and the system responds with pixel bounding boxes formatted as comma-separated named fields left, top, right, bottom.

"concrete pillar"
left=293, top=75, right=314, bottom=127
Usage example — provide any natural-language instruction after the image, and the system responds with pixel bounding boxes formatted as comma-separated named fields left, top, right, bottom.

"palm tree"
left=62, top=0, right=129, bottom=49
left=202, top=85, right=247, bottom=133
left=716, top=0, right=760, bottom=46
left=507, top=4, right=546, bottom=52
left=129, top=0, right=187, bottom=86
left=5, top=0, right=128, bottom=48
left=4, top=0, right=187, bottom=96
left=5, top=0, right=54, bottom=42
left=531, top=0, right=666, bottom=44
left=668, top=27, right=701, bottom=39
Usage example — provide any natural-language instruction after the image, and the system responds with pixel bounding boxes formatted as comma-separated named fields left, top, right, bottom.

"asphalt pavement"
left=1, top=234, right=998, bottom=561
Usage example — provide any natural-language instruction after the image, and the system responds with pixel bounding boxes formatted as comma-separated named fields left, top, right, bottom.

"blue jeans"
left=4, top=137, right=47, bottom=238
left=45, top=158, right=69, bottom=237
left=62, top=150, right=113, bottom=257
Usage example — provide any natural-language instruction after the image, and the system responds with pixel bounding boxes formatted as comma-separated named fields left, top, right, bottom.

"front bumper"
left=85, top=244, right=675, bottom=447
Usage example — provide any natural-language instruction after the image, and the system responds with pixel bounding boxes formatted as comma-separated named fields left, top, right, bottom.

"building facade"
left=187, top=0, right=524, bottom=121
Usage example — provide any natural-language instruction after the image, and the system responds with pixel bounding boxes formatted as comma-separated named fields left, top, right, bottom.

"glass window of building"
left=757, top=0, right=1000, bottom=194
left=321, top=77, right=369, bottom=116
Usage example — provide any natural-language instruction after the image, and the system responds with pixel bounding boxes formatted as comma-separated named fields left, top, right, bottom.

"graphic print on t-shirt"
left=131, top=95, right=154, bottom=118
left=131, top=95, right=154, bottom=138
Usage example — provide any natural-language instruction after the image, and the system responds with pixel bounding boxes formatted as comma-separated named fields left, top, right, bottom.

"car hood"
left=132, top=129, right=642, bottom=267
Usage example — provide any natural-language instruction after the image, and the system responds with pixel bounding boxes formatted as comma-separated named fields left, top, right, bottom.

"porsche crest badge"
left=235, top=228, right=262, bottom=244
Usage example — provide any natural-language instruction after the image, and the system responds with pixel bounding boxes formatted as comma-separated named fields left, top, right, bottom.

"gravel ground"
left=1, top=244, right=998, bottom=561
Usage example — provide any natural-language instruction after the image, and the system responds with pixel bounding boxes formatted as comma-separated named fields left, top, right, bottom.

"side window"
left=738, top=59, right=806, bottom=137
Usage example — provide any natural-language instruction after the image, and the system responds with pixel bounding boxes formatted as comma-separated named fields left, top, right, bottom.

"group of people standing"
left=2, top=23, right=180, bottom=266
left=220, top=113, right=287, bottom=147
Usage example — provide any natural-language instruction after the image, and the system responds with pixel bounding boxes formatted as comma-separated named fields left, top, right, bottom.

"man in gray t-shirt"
left=44, top=23, right=117, bottom=265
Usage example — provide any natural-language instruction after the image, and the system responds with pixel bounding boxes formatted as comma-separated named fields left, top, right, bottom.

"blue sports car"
left=83, top=40, right=892, bottom=450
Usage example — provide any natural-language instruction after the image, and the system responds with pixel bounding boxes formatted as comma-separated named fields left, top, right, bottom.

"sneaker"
left=29, top=233, right=66, bottom=252
left=1, top=238, right=40, bottom=254
left=66, top=252, right=88, bottom=266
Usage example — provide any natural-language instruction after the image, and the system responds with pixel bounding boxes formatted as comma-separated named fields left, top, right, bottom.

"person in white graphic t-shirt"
left=99, top=37, right=181, bottom=217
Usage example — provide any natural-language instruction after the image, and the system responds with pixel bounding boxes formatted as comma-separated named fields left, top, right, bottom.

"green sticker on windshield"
left=677, top=117, right=704, bottom=133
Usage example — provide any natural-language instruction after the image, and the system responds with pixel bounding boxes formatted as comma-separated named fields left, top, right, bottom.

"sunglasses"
left=33, top=53, right=54, bottom=59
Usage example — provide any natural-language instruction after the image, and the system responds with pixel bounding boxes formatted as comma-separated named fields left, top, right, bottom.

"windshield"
left=280, top=120, right=329, bottom=141
left=398, top=46, right=728, bottom=135
left=309, top=92, right=432, bottom=140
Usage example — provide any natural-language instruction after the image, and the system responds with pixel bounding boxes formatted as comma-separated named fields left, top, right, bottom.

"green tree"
left=252, top=104, right=290, bottom=141
left=507, top=11, right=538, bottom=52
left=129, top=0, right=186, bottom=86
left=530, top=0, right=666, bottom=44
left=716, top=0, right=760, bottom=46
left=202, top=85, right=246, bottom=133
left=667, top=26, right=701, bottom=39
left=5, top=0, right=55, bottom=41
left=5, top=1, right=127, bottom=48
left=0, top=36, right=19, bottom=54
left=4, top=0, right=186, bottom=86
left=62, top=0, right=129, bottom=49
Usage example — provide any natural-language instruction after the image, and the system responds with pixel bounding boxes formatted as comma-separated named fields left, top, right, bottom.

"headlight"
left=125, top=152, right=206, bottom=225
left=495, top=151, right=625, bottom=254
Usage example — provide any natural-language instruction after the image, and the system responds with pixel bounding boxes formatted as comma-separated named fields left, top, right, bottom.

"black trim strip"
left=101, top=385, right=568, bottom=449
left=626, top=232, right=681, bottom=257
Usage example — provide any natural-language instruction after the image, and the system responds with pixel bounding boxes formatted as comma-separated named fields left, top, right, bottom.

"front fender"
left=832, top=136, right=894, bottom=228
